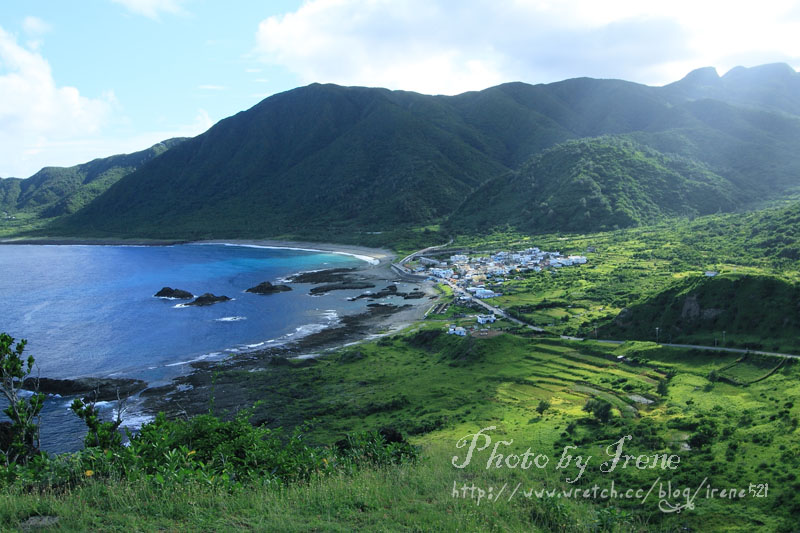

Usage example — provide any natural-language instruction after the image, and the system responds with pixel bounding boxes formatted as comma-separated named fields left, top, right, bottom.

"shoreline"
left=140, top=262, right=438, bottom=419
left=0, top=236, right=394, bottom=268
left=4, top=238, right=435, bottom=429
left=192, top=239, right=394, bottom=267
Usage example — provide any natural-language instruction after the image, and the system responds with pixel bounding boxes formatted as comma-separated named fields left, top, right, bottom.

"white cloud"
left=0, top=26, right=113, bottom=177
left=110, top=0, right=186, bottom=19
left=22, top=16, right=51, bottom=36
left=22, top=16, right=51, bottom=50
left=254, top=0, right=800, bottom=95
left=0, top=24, right=216, bottom=178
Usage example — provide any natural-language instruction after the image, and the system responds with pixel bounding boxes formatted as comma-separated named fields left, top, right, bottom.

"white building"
left=474, top=288, right=499, bottom=299
left=447, top=325, right=467, bottom=336
left=477, top=314, right=496, bottom=324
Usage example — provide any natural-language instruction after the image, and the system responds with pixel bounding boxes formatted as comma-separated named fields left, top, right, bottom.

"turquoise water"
left=0, top=243, right=374, bottom=452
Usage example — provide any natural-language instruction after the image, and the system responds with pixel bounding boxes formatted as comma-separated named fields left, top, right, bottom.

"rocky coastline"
left=8, top=239, right=436, bottom=432
left=139, top=251, right=437, bottom=418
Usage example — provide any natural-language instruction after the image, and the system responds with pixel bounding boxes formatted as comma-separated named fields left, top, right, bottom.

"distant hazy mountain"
left=21, top=63, right=800, bottom=240
left=661, top=62, right=800, bottom=117
left=0, top=138, right=186, bottom=219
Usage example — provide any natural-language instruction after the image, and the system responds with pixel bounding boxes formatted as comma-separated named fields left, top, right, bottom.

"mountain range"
left=1, top=138, right=185, bottom=220
left=3, top=63, right=800, bottom=241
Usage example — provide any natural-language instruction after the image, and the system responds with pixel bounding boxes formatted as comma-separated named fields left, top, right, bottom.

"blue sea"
left=0, top=243, right=381, bottom=453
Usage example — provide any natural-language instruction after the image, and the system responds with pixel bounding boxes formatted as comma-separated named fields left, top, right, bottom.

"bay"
left=0, top=243, right=370, bottom=452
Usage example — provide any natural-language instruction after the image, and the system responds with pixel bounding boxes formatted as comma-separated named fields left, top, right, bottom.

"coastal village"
left=401, top=247, right=588, bottom=336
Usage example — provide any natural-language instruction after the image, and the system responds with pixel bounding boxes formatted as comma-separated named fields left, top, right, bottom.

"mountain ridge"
left=5, top=62, right=800, bottom=242
left=0, top=138, right=187, bottom=219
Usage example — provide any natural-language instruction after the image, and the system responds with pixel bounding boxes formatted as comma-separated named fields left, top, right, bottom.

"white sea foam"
left=165, top=351, right=223, bottom=367
left=118, top=413, right=155, bottom=430
left=290, top=323, right=329, bottom=337
left=161, top=308, right=341, bottom=369
left=192, top=242, right=380, bottom=265
left=215, top=316, right=246, bottom=322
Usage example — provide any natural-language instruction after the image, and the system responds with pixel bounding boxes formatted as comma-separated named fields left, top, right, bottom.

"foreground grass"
left=145, top=328, right=800, bottom=532
left=2, top=447, right=628, bottom=533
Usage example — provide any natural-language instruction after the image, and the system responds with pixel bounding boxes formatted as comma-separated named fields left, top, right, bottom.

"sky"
left=1, top=0, right=799, bottom=178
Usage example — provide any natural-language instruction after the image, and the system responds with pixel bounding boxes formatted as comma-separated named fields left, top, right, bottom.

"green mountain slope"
left=27, top=63, right=800, bottom=241
left=0, top=138, right=186, bottom=219
left=447, top=137, right=737, bottom=233
left=53, top=85, right=518, bottom=238
left=602, top=273, right=800, bottom=351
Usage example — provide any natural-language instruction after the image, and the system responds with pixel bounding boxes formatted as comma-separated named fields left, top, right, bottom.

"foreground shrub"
left=0, top=408, right=418, bottom=491
left=0, top=334, right=44, bottom=466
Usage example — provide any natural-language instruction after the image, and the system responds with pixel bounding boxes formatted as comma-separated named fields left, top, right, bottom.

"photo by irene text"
left=450, top=426, right=771, bottom=513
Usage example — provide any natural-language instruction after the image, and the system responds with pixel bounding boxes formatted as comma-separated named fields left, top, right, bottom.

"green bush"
left=0, top=334, right=44, bottom=466
left=1, top=407, right=418, bottom=491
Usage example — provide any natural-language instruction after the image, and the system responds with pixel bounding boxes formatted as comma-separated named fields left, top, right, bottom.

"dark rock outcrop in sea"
left=245, top=281, right=292, bottom=294
left=403, top=290, right=426, bottom=299
left=285, top=268, right=357, bottom=284
left=22, top=377, right=147, bottom=402
left=310, top=282, right=375, bottom=295
left=185, top=293, right=232, bottom=306
left=154, top=287, right=193, bottom=299
left=286, top=267, right=381, bottom=295
left=347, top=285, right=427, bottom=301
left=349, top=284, right=400, bottom=300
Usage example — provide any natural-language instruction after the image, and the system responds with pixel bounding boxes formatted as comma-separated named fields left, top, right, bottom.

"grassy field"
left=4, top=331, right=797, bottom=531
left=4, top=208, right=800, bottom=531
left=448, top=210, right=800, bottom=353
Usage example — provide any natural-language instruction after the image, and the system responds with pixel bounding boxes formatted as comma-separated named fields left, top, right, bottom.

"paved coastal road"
left=589, top=339, right=800, bottom=360
left=442, top=279, right=546, bottom=332
left=398, top=239, right=454, bottom=265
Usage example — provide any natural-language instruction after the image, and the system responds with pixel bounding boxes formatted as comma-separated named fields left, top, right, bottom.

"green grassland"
left=5, top=328, right=799, bottom=531
left=32, top=328, right=791, bottom=531
left=5, top=205, right=800, bottom=531
left=450, top=201, right=800, bottom=352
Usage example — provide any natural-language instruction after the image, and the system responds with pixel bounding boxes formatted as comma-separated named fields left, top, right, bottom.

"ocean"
left=0, top=243, right=378, bottom=453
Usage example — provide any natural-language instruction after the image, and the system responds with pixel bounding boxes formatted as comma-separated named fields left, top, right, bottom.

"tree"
left=0, top=333, right=44, bottom=465
left=71, top=395, right=124, bottom=449
left=535, top=399, right=551, bottom=415
left=689, top=421, right=718, bottom=449
left=583, top=398, right=613, bottom=423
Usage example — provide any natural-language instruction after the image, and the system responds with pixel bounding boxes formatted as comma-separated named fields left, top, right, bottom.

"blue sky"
left=2, top=0, right=799, bottom=178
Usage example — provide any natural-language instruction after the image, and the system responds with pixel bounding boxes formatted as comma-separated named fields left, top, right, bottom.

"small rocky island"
left=349, top=284, right=427, bottom=301
left=185, top=293, right=231, bottom=306
left=22, top=377, right=147, bottom=402
left=154, top=287, right=193, bottom=299
left=245, top=281, right=292, bottom=294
